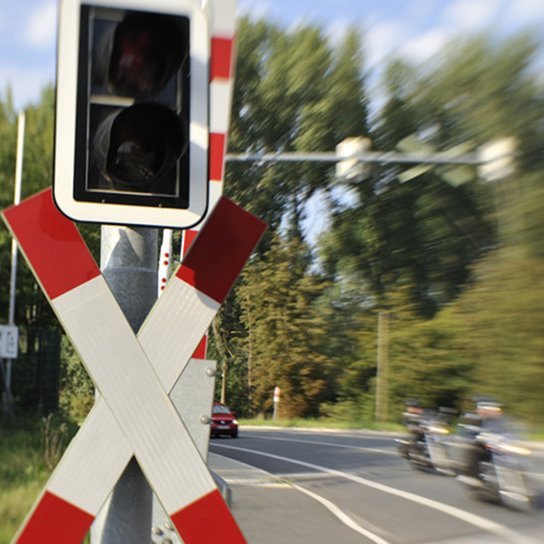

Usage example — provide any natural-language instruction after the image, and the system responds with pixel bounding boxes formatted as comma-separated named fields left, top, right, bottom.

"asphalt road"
left=208, top=427, right=544, bottom=544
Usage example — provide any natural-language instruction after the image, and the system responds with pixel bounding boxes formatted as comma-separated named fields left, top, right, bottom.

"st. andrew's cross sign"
left=3, top=189, right=265, bottom=543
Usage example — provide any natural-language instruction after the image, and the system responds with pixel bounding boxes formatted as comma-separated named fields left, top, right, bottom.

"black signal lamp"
left=108, top=14, right=185, bottom=97
left=54, top=0, right=210, bottom=228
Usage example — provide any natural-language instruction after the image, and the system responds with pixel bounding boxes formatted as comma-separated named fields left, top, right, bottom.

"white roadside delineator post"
left=3, top=189, right=266, bottom=544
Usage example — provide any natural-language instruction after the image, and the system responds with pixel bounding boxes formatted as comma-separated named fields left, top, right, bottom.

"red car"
left=210, top=402, right=238, bottom=438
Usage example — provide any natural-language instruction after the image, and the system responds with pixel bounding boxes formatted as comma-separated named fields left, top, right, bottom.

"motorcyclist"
left=459, top=398, right=505, bottom=483
left=402, top=398, right=428, bottom=447
left=454, top=398, right=536, bottom=507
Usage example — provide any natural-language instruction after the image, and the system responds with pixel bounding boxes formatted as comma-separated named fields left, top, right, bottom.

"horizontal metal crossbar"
left=226, top=151, right=485, bottom=166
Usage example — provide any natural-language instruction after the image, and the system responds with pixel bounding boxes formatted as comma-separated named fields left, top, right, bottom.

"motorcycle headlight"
left=500, top=443, right=531, bottom=456
left=428, top=426, right=449, bottom=435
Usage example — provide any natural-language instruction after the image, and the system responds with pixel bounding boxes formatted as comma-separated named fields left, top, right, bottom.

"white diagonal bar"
left=52, top=275, right=215, bottom=510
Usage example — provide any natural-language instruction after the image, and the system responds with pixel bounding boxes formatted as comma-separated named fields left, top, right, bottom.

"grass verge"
left=239, top=417, right=404, bottom=433
left=0, top=415, right=76, bottom=543
left=0, top=421, right=51, bottom=543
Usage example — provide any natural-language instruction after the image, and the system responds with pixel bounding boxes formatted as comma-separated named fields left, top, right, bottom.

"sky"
left=1, top=0, right=544, bottom=112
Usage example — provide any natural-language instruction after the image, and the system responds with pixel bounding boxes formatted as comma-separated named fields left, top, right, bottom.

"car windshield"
left=213, top=405, right=231, bottom=415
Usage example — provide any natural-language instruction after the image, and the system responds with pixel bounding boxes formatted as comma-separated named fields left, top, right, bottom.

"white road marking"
left=250, top=434, right=397, bottom=456
left=213, top=444, right=539, bottom=544
left=291, top=481, right=391, bottom=544
left=216, top=453, right=390, bottom=543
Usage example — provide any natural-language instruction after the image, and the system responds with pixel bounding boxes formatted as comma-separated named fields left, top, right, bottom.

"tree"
left=225, top=18, right=368, bottom=239
left=0, top=86, right=57, bottom=331
left=317, top=29, right=544, bottom=423
left=214, top=19, right=370, bottom=414
left=320, top=53, right=495, bottom=317
left=0, top=87, right=68, bottom=417
left=413, top=32, right=544, bottom=256
left=238, top=235, right=335, bottom=418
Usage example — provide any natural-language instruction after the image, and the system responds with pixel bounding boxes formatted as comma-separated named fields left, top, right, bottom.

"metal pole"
left=2, top=111, right=25, bottom=421
left=9, top=111, right=25, bottom=325
left=375, top=311, right=389, bottom=423
left=90, top=226, right=158, bottom=543
left=158, top=229, right=173, bottom=297
left=220, top=359, right=228, bottom=405
left=226, top=150, right=484, bottom=166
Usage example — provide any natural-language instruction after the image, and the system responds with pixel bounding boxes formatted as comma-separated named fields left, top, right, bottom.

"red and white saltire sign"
left=3, top=189, right=266, bottom=543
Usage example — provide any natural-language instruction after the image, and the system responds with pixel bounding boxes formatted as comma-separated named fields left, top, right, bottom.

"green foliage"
left=361, top=249, right=544, bottom=426
left=315, top=28, right=544, bottom=424
left=0, top=419, right=53, bottom=541
left=320, top=395, right=376, bottom=425
left=214, top=20, right=544, bottom=427
left=0, top=85, right=56, bottom=333
left=11, top=328, right=62, bottom=415
left=21, top=86, right=54, bottom=197
left=58, top=336, right=94, bottom=422
left=215, top=19, right=372, bottom=417
left=0, top=85, right=97, bottom=423
left=415, top=33, right=544, bottom=167
left=447, top=251, right=544, bottom=422
left=42, top=413, right=69, bottom=470
left=0, top=415, right=80, bottom=542
left=226, top=18, right=368, bottom=238
left=238, top=235, right=335, bottom=418
left=387, top=307, right=474, bottom=415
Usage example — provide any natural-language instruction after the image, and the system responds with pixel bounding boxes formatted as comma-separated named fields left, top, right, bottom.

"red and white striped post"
left=180, top=0, right=237, bottom=367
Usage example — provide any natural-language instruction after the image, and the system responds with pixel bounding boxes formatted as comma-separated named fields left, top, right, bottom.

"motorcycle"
left=454, top=429, right=537, bottom=510
left=396, top=408, right=454, bottom=475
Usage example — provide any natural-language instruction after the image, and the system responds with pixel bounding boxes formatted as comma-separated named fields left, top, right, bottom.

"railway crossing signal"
left=3, top=189, right=265, bottom=543
left=7, top=1, right=247, bottom=541
left=54, top=0, right=210, bottom=228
